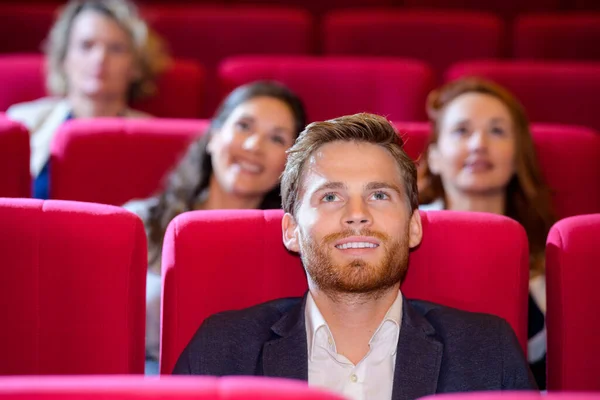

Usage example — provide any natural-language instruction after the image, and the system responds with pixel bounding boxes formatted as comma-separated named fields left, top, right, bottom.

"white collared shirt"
left=305, top=291, right=403, bottom=400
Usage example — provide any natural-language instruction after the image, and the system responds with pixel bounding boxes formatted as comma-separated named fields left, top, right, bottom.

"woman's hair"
left=45, top=0, right=169, bottom=101
left=418, top=77, right=556, bottom=275
left=146, top=81, right=307, bottom=267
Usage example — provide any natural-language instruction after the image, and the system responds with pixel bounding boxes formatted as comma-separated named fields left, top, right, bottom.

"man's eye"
left=371, top=191, right=389, bottom=201
left=322, top=193, right=339, bottom=202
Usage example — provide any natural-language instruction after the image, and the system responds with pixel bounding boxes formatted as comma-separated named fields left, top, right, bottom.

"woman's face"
left=63, top=9, right=138, bottom=101
left=428, top=92, right=517, bottom=196
left=208, top=96, right=297, bottom=199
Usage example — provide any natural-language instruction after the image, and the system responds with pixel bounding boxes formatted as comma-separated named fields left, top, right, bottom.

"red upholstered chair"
left=514, top=13, right=600, bottom=61
left=419, top=393, right=600, bottom=400
left=0, top=198, right=146, bottom=374
left=393, top=121, right=429, bottom=161
left=403, top=0, right=560, bottom=21
left=219, top=56, right=435, bottom=122
left=445, top=61, right=600, bottom=131
left=532, top=125, right=600, bottom=219
left=0, top=54, right=206, bottom=118
left=0, top=376, right=345, bottom=399
left=142, top=6, right=312, bottom=116
left=161, top=209, right=529, bottom=373
left=546, top=214, right=600, bottom=391
left=229, top=0, right=394, bottom=17
left=0, top=5, right=56, bottom=54
left=323, top=10, right=504, bottom=82
left=0, top=116, right=30, bottom=198
left=50, top=118, right=208, bottom=205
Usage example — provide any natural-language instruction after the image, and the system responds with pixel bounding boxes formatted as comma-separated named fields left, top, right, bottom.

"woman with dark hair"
left=418, top=77, right=556, bottom=388
left=124, top=80, right=307, bottom=364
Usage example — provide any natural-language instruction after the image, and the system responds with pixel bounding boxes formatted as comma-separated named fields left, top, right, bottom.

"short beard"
left=299, top=228, right=409, bottom=301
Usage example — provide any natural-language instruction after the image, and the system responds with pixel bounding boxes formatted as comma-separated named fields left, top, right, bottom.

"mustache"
left=322, top=229, right=390, bottom=244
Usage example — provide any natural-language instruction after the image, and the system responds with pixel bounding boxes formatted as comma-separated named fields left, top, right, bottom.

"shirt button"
left=350, top=374, right=358, bottom=383
left=328, top=336, right=333, bottom=346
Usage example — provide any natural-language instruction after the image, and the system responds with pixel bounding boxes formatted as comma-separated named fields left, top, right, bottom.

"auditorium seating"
left=0, top=376, right=345, bottom=399
left=420, top=393, right=600, bottom=400
left=546, top=214, right=600, bottom=391
left=446, top=61, right=600, bottom=131
left=0, top=54, right=207, bottom=119
left=49, top=118, right=209, bottom=206
left=323, top=10, right=504, bottom=81
left=0, top=4, right=55, bottom=54
left=0, top=199, right=146, bottom=374
left=161, top=209, right=529, bottom=373
left=514, top=13, right=600, bottom=60
left=219, top=56, right=435, bottom=122
left=0, top=116, right=30, bottom=198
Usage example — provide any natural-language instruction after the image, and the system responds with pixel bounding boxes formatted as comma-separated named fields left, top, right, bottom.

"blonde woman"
left=7, top=0, right=169, bottom=199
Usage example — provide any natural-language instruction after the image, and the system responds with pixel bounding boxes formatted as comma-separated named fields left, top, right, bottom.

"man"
left=173, top=113, right=537, bottom=398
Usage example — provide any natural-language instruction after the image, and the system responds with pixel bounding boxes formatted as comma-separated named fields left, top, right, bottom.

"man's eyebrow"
left=312, top=181, right=347, bottom=193
left=364, top=181, right=403, bottom=195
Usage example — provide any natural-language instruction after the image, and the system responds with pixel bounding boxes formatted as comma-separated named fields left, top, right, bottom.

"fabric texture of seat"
left=161, top=209, right=529, bottom=373
left=50, top=118, right=208, bottom=205
left=403, top=0, right=560, bottom=21
left=219, top=56, right=435, bottom=122
left=546, top=214, right=600, bottom=391
left=0, top=54, right=206, bottom=118
left=0, top=376, right=345, bottom=399
left=446, top=61, right=600, bottom=131
left=0, top=116, right=30, bottom=197
left=514, top=13, right=600, bottom=61
left=0, top=5, right=56, bottom=54
left=0, top=198, right=147, bottom=374
left=323, top=10, right=504, bottom=82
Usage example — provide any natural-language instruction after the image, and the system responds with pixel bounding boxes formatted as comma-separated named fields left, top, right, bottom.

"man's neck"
left=198, top=175, right=264, bottom=210
left=67, top=92, right=128, bottom=119
left=445, top=189, right=506, bottom=215
left=309, top=284, right=400, bottom=365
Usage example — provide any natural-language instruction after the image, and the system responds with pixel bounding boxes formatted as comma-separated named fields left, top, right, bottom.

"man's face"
left=282, top=141, right=422, bottom=296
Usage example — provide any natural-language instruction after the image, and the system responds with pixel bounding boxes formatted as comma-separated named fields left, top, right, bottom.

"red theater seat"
left=0, top=4, right=56, bottom=54
left=403, top=0, right=560, bottom=21
left=0, top=54, right=206, bottom=118
left=0, top=376, right=344, bottom=399
left=230, top=0, right=394, bottom=17
left=446, top=61, right=600, bottom=131
left=0, top=116, right=30, bottom=198
left=546, top=214, right=600, bottom=391
left=515, top=13, right=600, bottom=61
left=219, top=56, right=435, bottom=122
left=420, top=393, right=600, bottom=400
left=323, top=10, right=504, bottom=82
left=50, top=118, right=208, bottom=205
left=161, top=209, right=529, bottom=373
left=0, top=199, right=146, bottom=374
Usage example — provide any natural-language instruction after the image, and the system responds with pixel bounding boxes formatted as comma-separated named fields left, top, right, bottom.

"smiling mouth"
left=335, top=242, right=379, bottom=250
left=236, top=160, right=263, bottom=174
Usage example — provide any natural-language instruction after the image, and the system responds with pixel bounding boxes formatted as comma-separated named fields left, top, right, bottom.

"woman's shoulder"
left=6, top=97, right=67, bottom=128
left=124, top=108, right=152, bottom=119
left=418, top=198, right=445, bottom=211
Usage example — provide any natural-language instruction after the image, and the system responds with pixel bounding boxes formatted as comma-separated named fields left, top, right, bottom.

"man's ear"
left=282, top=212, right=300, bottom=253
left=427, top=144, right=441, bottom=175
left=408, top=210, right=423, bottom=249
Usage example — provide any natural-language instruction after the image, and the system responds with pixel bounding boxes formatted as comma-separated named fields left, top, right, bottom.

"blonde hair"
left=281, top=113, right=418, bottom=217
left=44, top=0, right=170, bottom=101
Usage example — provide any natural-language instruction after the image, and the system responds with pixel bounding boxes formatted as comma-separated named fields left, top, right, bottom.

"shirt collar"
left=304, top=290, right=403, bottom=361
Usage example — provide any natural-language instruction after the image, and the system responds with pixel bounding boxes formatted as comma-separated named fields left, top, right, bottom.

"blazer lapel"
left=30, top=99, right=71, bottom=177
left=261, top=295, right=308, bottom=381
left=392, top=299, right=443, bottom=400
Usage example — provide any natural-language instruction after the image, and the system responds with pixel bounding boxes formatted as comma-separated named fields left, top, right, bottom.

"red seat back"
left=324, top=10, right=504, bottom=82
left=0, top=199, right=146, bottom=374
left=0, top=116, right=30, bottom=197
left=161, top=209, right=529, bottom=373
left=0, top=5, right=56, bottom=54
left=50, top=118, right=208, bottom=205
left=446, top=61, right=600, bottom=131
left=515, top=13, right=600, bottom=61
left=219, top=56, right=435, bottom=122
left=546, top=214, right=600, bottom=391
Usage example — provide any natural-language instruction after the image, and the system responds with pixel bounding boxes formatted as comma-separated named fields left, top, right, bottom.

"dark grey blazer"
left=173, top=295, right=537, bottom=399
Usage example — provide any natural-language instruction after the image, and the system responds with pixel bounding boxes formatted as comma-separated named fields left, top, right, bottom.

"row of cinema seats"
left=2, top=54, right=600, bottom=128
left=1, top=116, right=599, bottom=219
left=0, top=379, right=598, bottom=400
left=0, top=198, right=598, bottom=390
